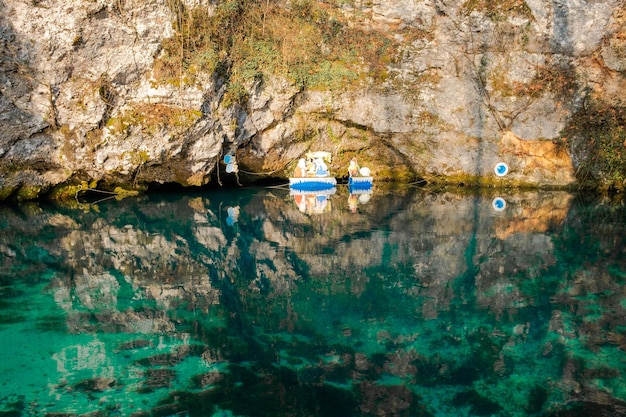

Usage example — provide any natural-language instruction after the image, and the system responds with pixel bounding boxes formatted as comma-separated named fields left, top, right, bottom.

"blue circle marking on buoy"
left=492, top=197, right=506, bottom=212
left=494, top=162, right=509, bottom=177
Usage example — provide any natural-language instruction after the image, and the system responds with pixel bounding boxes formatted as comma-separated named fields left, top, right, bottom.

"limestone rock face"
left=0, top=0, right=624, bottom=200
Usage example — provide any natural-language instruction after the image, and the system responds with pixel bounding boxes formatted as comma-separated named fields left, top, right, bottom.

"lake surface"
left=0, top=185, right=625, bottom=417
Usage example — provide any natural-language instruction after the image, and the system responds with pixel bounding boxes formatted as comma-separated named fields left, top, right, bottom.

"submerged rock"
left=72, top=377, right=116, bottom=393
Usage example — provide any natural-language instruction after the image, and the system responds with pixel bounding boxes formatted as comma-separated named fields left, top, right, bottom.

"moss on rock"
left=47, top=184, right=86, bottom=201
left=15, top=186, right=43, bottom=201
left=0, top=185, right=18, bottom=201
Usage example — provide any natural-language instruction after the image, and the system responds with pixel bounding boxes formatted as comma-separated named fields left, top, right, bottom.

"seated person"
left=348, top=158, right=360, bottom=177
left=293, top=158, right=307, bottom=177
left=314, top=158, right=329, bottom=177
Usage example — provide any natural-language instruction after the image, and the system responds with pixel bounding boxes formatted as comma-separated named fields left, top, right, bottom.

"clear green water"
left=0, top=186, right=624, bottom=417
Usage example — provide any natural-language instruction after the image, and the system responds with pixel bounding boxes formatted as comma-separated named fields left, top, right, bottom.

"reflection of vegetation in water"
left=548, top=198, right=626, bottom=407
left=0, top=188, right=625, bottom=416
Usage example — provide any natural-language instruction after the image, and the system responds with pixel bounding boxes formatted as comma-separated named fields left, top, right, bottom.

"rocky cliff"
left=1, top=0, right=625, bottom=200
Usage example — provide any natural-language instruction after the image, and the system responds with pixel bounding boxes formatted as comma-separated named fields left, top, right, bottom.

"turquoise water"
left=0, top=186, right=624, bottom=416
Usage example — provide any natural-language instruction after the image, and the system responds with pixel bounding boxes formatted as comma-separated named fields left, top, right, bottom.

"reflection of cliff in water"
left=0, top=188, right=625, bottom=416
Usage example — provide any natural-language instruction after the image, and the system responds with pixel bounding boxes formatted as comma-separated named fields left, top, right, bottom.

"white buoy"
left=494, top=162, right=509, bottom=177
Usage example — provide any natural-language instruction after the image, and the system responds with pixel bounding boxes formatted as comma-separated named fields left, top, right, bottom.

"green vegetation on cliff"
left=562, top=100, right=626, bottom=192
left=461, top=0, right=533, bottom=21
left=156, top=0, right=402, bottom=104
